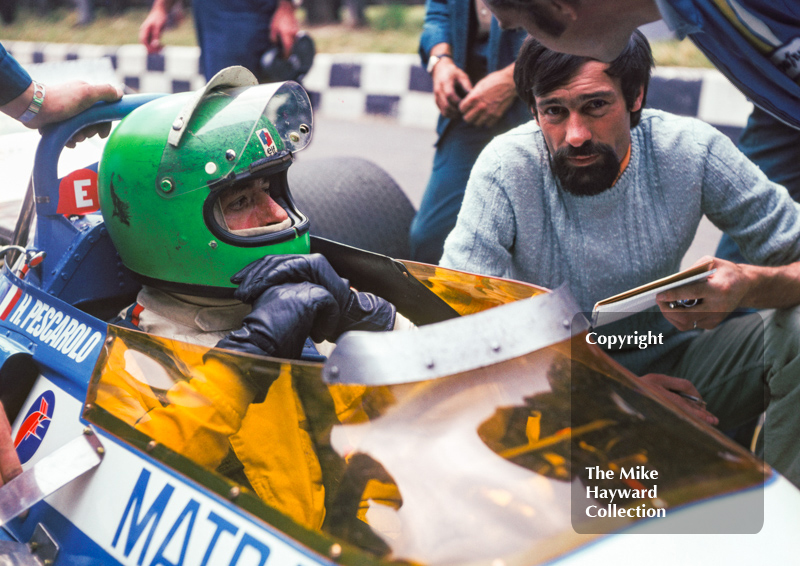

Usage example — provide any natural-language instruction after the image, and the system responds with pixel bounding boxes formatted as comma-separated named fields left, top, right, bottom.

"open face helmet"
left=98, top=67, right=313, bottom=296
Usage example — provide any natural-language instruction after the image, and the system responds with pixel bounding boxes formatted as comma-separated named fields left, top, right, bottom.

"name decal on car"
left=114, top=469, right=273, bottom=566
left=4, top=293, right=103, bottom=363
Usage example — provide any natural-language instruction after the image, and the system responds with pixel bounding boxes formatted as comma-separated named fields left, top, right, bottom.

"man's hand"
left=139, top=0, right=174, bottom=54
left=656, top=256, right=749, bottom=331
left=232, top=254, right=396, bottom=339
left=1, top=401, right=22, bottom=487
left=4, top=80, right=124, bottom=148
left=1, top=80, right=123, bottom=148
left=639, top=373, right=718, bottom=426
left=432, top=57, right=472, bottom=120
left=217, top=282, right=339, bottom=360
left=271, top=0, right=299, bottom=57
left=458, top=66, right=517, bottom=128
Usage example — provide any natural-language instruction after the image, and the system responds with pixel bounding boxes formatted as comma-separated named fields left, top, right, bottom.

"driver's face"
left=219, top=178, right=289, bottom=230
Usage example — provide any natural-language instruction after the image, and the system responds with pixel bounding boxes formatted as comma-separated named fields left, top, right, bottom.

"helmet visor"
left=156, top=81, right=313, bottom=199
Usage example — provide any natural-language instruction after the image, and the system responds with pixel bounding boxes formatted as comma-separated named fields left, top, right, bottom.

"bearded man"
left=441, top=32, right=800, bottom=488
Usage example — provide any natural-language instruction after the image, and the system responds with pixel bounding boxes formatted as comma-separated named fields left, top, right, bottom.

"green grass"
left=0, top=4, right=709, bottom=65
left=651, top=39, right=712, bottom=68
left=0, top=6, right=197, bottom=46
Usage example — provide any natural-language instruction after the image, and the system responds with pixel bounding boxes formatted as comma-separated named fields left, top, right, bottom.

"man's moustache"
left=560, top=142, right=607, bottom=158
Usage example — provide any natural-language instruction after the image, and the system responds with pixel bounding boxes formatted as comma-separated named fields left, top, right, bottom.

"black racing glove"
left=214, top=282, right=340, bottom=402
left=231, top=254, right=396, bottom=340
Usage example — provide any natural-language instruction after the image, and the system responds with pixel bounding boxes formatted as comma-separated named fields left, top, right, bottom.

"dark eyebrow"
left=224, top=186, right=249, bottom=198
left=537, top=90, right=616, bottom=106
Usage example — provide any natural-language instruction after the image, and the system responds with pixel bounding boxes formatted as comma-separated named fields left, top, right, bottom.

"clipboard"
left=591, top=260, right=715, bottom=327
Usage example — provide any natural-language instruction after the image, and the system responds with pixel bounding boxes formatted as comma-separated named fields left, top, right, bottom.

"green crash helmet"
left=98, top=67, right=313, bottom=296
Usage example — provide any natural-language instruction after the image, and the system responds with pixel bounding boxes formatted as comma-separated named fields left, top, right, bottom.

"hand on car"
left=639, top=373, right=718, bottom=426
left=29, top=81, right=123, bottom=148
left=656, top=256, right=749, bottom=331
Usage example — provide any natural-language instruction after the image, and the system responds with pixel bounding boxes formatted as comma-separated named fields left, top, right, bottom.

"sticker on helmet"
left=110, top=178, right=131, bottom=226
left=57, top=169, right=99, bottom=215
left=15, top=391, right=56, bottom=464
left=257, top=128, right=278, bottom=157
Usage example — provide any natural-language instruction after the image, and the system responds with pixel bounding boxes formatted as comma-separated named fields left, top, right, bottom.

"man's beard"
left=551, top=141, right=621, bottom=196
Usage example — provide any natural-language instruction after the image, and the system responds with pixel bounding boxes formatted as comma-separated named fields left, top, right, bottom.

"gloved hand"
left=231, top=254, right=396, bottom=340
left=214, top=282, right=339, bottom=402
left=217, top=281, right=339, bottom=359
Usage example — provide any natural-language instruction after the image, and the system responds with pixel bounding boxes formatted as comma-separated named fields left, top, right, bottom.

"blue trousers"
left=410, top=108, right=530, bottom=264
left=715, top=107, right=800, bottom=263
left=193, top=0, right=278, bottom=80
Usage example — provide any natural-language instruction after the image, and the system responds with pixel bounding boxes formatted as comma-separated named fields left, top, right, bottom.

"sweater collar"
left=612, top=143, right=632, bottom=187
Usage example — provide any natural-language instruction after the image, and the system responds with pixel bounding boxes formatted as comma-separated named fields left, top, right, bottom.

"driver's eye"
left=227, top=195, right=251, bottom=212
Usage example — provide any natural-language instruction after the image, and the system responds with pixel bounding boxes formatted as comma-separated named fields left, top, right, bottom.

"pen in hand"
left=669, top=298, right=703, bottom=309
left=672, top=390, right=706, bottom=407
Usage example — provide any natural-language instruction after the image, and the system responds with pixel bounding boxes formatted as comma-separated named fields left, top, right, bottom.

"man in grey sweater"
left=441, top=32, right=800, bottom=487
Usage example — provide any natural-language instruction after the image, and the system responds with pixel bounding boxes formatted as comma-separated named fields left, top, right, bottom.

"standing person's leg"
left=409, top=121, right=495, bottom=264
left=715, top=107, right=800, bottom=263
left=75, top=0, right=93, bottom=26
left=193, top=0, right=278, bottom=80
left=410, top=99, right=531, bottom=264
left=662, top=308, right=800, bottom=487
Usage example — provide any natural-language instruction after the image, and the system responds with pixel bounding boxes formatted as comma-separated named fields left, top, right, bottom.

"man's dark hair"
left=485, top=0, right=576, bottom=36
left=514, top=30, right=654, bottom=127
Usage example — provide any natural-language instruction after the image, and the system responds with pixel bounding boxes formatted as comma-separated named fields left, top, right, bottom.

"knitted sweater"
left=441, top=109, right=800, bottom=370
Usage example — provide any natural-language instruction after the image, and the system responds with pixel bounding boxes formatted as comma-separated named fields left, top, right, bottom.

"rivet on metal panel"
left=96, top=447, right=105, bottom=455
left=146, top=440, right=157, bottom=452
left=329, top=366, right=339, bottom=379
left=490, top=342, right=501, bottom=353
left=229, top=486, right=241, bottom=500
left=82, top=427, right=93, bottom=436
left=329, top=543, right=342, bottom=559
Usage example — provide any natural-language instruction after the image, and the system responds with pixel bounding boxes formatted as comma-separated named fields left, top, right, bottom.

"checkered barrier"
left=4, top=40, right=753, bottom=139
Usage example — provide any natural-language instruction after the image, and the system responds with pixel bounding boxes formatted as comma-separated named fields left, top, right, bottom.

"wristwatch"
left=426, top=53, right=453, bottom=75
left=19, top=81, right=45, bottom=124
